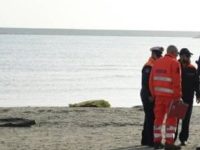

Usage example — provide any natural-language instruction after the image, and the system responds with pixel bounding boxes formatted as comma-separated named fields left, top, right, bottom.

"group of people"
left=140, top=45, right=200, bottom=150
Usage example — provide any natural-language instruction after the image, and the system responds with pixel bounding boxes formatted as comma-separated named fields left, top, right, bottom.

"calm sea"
left=0, top=34, right=200, bottom=107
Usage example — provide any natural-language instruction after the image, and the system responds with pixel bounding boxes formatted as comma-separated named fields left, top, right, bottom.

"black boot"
left=165, top=144, right=181, bottom=150
left=154, top=142, right=164, bottom=149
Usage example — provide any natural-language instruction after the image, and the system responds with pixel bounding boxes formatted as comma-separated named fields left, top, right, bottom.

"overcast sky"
left=0, top=0, right=200, bottom=31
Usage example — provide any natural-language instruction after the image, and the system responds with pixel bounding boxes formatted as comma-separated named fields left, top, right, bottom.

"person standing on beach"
left=149, top=45, right=182, bottom=150
left=140, top=46, right=163, bottom=147
left=177, top=48, right=200, bottom=146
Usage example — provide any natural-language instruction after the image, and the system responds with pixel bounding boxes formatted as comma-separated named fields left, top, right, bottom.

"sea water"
left=0, top=34, right=200, bottom=107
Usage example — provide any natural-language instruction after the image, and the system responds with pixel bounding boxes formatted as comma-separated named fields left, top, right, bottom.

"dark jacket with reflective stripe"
left=181, top=63, right=200, bottom=102
left=141, top=57, right=155, bottom=99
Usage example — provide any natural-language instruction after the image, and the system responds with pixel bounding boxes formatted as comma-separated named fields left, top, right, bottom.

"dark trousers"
left=141, top=92, right=155, bottom=146
left=179, top=100, right=193, bottom=142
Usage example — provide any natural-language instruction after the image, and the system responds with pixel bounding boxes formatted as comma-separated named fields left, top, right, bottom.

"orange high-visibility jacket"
left=144, top=57, right=156, bottom=67
left=149, top=54, right=182, bottom=99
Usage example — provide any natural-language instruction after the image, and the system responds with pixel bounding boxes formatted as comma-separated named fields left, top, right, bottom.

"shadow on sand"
left=110, top=145, right=154, bottom=150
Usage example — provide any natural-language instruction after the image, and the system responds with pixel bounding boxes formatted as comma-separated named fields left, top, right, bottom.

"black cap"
left=150, top=46, right=164, bottom=53
left=179, top=48, right=193, bottom=56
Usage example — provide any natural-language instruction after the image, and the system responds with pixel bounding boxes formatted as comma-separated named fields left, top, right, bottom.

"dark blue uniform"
left=140, top=58, right=155, bottom=146
left=179, top=63, right=200, bottom=143
left=197, top=56, right=200, bottom=76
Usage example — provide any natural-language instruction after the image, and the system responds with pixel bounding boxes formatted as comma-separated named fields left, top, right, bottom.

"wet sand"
left=0, top=106, right=199, bottom=150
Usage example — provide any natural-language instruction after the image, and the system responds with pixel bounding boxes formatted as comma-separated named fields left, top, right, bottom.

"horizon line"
left=0, top=27, right=200, bottom=37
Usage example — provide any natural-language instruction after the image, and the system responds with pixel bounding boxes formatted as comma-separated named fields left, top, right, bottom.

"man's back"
left=149, top=54, right=182, bottom=99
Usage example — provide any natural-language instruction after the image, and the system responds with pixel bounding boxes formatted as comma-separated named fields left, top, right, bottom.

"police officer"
left=178, top=48, right=200, bottom=146
left=140, top=46, right=164, bottom=147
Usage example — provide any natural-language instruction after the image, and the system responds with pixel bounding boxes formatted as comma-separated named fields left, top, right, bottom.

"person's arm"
left=149, top=67, right=155, bottom=99
left=171, top=61, right=182, bottom=100
left=196, top=56, right=200, bottom=76
left=194, top=67, right=200, bottom=103
left=141, top=66, right=152, bottom=97
left=196, top=57, right=200, bottom=103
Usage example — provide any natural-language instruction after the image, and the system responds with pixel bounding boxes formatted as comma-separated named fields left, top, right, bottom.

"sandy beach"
left=0, top=106, right=199, bottom=150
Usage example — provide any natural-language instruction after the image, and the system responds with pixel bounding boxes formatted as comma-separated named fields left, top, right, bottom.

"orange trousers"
left=153, top=96, right=178, bottom=144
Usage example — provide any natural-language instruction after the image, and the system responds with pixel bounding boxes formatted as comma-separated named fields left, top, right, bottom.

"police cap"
left=179, top=48, right=193, bottom=56
left=150, top=46, right=164, bottom=53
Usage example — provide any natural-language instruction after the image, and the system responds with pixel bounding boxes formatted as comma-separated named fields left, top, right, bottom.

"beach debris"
left=69, top=100, right=111, bottom=107
left=132, top=105, right=143, bottom=111
left=0, top=118, right=36, bottom=127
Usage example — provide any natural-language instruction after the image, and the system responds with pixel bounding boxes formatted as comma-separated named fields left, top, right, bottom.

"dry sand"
left=0, top=106, right=199, bottom=150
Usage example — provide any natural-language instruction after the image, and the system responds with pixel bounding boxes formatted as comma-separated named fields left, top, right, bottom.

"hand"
left=179, top=98, right=183, bottom=102
left=196, top=97, right=200, bottom=104
left=174, top=98, right=182, bottom=102
left=148, top=96, right=154, bottom=103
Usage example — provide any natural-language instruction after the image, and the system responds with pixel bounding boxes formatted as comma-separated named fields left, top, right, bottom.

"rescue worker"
left=177, top=48, right=200, bottom=146
left=140, top=46, right=164, bottom=147
left=149, top=45, right=181, bottom=150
